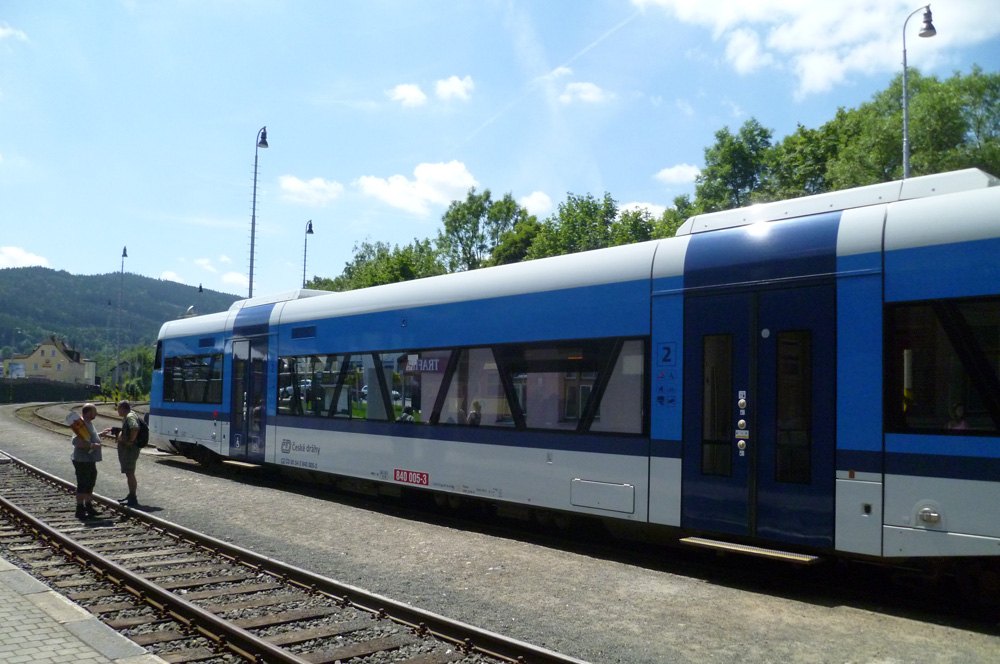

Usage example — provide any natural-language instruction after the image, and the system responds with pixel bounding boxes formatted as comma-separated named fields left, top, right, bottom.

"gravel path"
left=2, top=404, right=998, bottom=664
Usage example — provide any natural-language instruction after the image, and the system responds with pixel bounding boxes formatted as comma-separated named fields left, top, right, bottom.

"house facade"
left=1, top=335, right=97, bottom=385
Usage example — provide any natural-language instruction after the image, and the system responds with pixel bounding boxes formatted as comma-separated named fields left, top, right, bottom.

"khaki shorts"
left=118, top=443, right=141, bottom=474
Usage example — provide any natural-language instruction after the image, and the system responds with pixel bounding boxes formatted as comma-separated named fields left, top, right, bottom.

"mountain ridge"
left=0, top=266, right=241, bottom=359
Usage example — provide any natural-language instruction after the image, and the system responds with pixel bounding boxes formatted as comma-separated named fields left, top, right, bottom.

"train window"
left=393, top=350, right=449, bottom=424
left=437, top=347, right=509, bottom=427
left=163, top=354, right=223, bottom=404
left=278, top=354, right=364, bottom=419
left=886, top=297, right=1000, bottom=433
left=775, top=331, right=812, bottom=483
left=702, top=335, right=732, bottom=476
left=590, top=339, right=645, bottom=434
left=490, top=338, right=646, bottom=434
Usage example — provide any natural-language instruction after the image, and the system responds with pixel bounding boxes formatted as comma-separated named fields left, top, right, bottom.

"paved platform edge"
left=0, top=556, right=169, bottom=664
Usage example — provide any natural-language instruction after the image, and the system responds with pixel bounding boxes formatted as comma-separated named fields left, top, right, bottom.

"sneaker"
left=119, top=495, right=139, bottom=508
left=85, top=504, right=100, bottom=518
left=75, top=505, right=88, bottom=519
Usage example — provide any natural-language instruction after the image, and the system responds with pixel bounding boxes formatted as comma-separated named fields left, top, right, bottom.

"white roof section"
left=157, top=309, right=232, bottom=341
left=885, top=185, right=1000, bottom=252
left=228, top=288, right=331, bottom=312
left=676, top=169, right=998, bottom=236
left=277, top=240, right=660, bottom=325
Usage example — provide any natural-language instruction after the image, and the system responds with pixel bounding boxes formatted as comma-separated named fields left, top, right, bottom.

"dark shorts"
left=118, top=443, right=141, bottom=474
left=73, top=461, right=97, bottom=494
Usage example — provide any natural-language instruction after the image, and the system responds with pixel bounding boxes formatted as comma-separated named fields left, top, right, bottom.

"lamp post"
left=116, top=246, right=127, bottom=390
left=902, top=5, right=936, bottom=179
left=302, top=219, right=314, bottom=288
left=248, top=126, right=269, bottom=298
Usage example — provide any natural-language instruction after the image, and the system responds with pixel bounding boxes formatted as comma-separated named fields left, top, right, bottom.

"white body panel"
left=648, top=456, right=682, bottom=526
left=835, top=478, right=883, bottom=556
left=884, top=475, right=1000, bottom=538
left=267, top=424, right=651, bottom=520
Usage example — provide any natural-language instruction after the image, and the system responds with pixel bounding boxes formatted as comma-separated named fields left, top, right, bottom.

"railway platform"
left=0, top=555, right=165, bottom=664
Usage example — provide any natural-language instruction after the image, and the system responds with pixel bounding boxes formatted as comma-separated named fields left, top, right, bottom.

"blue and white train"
left=151, top=168, right=1000, bottom=570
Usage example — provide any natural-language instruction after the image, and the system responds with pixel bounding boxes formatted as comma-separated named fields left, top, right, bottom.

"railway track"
left=0, top=440, right=588, bottom=663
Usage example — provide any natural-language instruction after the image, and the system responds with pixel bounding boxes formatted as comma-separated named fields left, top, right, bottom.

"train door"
left=681, top=284, right=836, bottom=548
left=230, top=338, right=268, bottom=463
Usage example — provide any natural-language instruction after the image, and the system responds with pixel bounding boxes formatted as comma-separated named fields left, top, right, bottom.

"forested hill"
left=0, top=267, right=240, bottom=358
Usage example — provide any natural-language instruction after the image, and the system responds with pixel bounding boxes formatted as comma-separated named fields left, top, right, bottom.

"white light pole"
left=302, top=219, right=314, bottom=288
left=248, top=126, right=268, bottom=298
left=902, top=5, right=936, bottom=179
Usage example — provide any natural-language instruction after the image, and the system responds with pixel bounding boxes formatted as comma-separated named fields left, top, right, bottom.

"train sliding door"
left=682, top=284, right=836, bottom=548
left=230, top=338, right=268, bottom=463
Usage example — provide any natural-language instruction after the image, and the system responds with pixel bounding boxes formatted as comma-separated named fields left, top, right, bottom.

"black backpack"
left=136, top=415, right=150, bottom=449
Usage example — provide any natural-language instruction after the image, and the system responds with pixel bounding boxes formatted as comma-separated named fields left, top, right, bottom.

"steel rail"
left=0, top=481, right=312, bottom=663
left=2, top=451, right=590, bottom=664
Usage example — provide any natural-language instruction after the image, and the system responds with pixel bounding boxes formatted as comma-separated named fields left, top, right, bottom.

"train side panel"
left=880, top=186, right=1000, bottom=557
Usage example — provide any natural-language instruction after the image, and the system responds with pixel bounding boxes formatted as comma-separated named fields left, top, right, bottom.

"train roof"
left=676, top=168, right=998, bottom=235
left=275, top=240, right=661, bottom=325
left=157, top=168, right=999, bottom=340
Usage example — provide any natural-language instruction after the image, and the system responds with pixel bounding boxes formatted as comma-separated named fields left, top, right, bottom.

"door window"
left=775, top=331, right=812, bottom=483
left=702, top=334, right=733, bottom=476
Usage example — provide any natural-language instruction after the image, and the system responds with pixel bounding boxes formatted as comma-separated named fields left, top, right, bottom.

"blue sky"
left=1, top=1, right=998, bottom=298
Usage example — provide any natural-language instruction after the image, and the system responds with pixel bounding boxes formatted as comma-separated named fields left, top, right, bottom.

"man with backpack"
left=101, top=400, right=144, bottom=507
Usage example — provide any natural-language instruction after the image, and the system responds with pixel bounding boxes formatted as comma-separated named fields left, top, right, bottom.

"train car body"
left=151, top=168, right=1000, bottom=563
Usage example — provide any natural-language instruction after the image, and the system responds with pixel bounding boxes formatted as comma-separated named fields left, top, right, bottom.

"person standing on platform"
left=70, top=403, right=102, bottom=519
left=102, top=400, right=141, bottom=507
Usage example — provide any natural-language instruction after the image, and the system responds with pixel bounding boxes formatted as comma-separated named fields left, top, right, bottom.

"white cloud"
left=387, top=84, right=428, bottom=108
left=519, top=191, right=553, bottom=216
left=356, top=161, right=479, bottom=217
left=279, top=175, right=345, bottom=206
left=0, top=23, right=29, bottom=43
left=218, top=254, right=232, bottom=264
left=655, top=163, right=701, bottom=185
left=725, top=27, right=775, bottom=74
left=621, top=202, right=667, bottom=218
left=222, top=272, right=248, bottom=288
left=550, top=66, right=573, bottom=79
left=632, top=0, right=1000, bottom=98
left=194, top=258, right=217, bottom=273
left=559, top=82, right=612, bottom=104
left=436, top=75, right=474, bottom=101
left=0, top=246, right=49, bottom=268
left=675, top=98, right=694, bottom=116
left=160, top=271, right=185, bottom=283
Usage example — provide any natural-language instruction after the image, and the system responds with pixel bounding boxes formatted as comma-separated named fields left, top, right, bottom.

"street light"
left=302, top=219, right=314, bottom=288
left=116, top=246, right=127, bottom=390
left=248, top=126, right=269, bottom=298
left=902, top=5, right=936, bottom=179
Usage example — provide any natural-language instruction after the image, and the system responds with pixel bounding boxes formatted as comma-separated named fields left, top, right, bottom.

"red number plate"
left=394, top=469, right=429, bottom=485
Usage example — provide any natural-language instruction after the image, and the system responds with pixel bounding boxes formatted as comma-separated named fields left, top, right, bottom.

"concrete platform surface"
left=0, top=556, right=166, bottom=664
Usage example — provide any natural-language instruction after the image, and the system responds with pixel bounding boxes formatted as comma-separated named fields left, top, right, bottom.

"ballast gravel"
left=2, top=404, right=998, bottom=664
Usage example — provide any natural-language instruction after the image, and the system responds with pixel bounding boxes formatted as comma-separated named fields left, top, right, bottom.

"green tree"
left=435, top=188, right=527, bottom=271
left=653, top=194, right=697, bottom=239
left=826, top=68, right=993, bottom=187
left=609, top=208, right=654, bottom=246
left=309, top=238, right=445, bottom=292
left=765, top=123, right=840, bottom=199
left=694, top=117, right=774, bottom=211
left=488, top=216, right=541, bottom=266
left=950, top=65, right=1000, bottom=175
left=527, top=192, right=619, bottom=259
